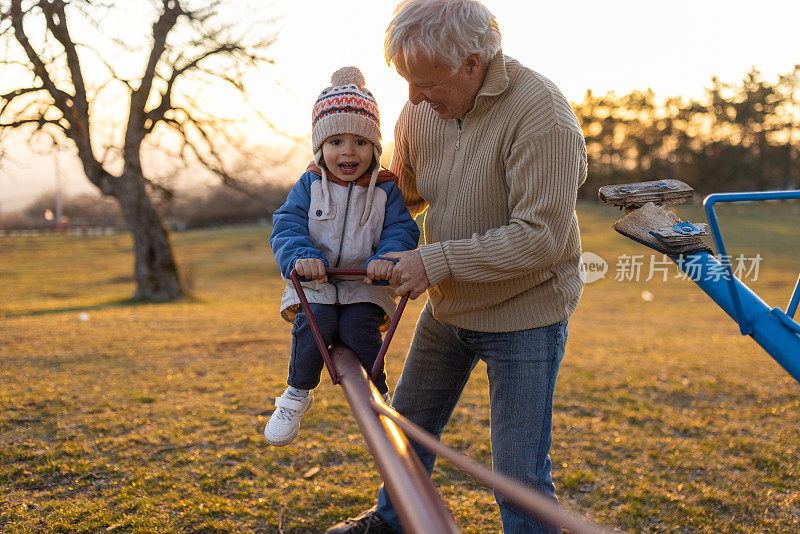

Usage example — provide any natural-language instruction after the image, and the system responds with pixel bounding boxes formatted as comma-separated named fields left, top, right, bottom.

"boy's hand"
left=365, top=259, right=394, bottom=285
left=294, top=258, right=327, bottom=283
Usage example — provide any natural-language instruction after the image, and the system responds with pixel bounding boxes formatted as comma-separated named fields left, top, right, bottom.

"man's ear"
left=464, top=53, right=482, bottom=77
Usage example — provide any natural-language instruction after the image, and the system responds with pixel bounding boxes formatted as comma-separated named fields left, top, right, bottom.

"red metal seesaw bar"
left=331, top=345, right=462, bottom=533
left=289, top=267, right=610, bottom=534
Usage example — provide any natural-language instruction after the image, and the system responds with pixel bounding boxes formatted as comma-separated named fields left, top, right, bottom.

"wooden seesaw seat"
left=598, top=180, right=711, bottom=255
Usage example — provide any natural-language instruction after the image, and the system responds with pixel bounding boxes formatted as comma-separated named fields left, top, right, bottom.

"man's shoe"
left=264, top=389, right=313, bottom=446
left=325, top=508, right=400, bottom=534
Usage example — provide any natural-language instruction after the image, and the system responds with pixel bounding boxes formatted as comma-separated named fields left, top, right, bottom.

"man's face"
left=395, top=51, right=483, bottom=120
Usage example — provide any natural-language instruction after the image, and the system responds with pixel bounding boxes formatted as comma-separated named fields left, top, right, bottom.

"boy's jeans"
left=288, top=302, right=389, bottom=394
left=376, top=304, right=568, bottom=534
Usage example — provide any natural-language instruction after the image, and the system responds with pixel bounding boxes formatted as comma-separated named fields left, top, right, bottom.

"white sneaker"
left=264, top=389, right=314, bottom=446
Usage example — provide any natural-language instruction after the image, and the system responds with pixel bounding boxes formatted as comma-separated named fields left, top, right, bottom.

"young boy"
left=266, top=67, right=420, bottom=447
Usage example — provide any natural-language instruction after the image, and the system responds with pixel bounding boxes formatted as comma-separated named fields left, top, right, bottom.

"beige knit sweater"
left=391, top=52, right=587, bottom=332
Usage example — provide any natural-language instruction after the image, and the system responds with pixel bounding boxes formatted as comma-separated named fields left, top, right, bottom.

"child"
left=266, top=66, right=420, bottom=447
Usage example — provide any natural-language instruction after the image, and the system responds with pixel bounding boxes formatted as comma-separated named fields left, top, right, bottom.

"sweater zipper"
left=441, top=118, right=464, bottom=235
left=332, top=182, right=354, bottom=303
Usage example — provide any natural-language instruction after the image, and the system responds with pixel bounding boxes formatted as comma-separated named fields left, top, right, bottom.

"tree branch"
left=39, top=0, right=88, bottom=116
left=131, top=0, right=182, bottom=118
left=0, top=86, right=47, bottom=116
left=163, top=110, right=272, bottom=205
left=76, top=42, right=134, bottom=91
left=8, top=1, right=72, bottom=116
left=144, top=43, right=249, bottom=132
left=142, top=175, right=174, bottom=201
left=0, top=117, right=67, bottom=131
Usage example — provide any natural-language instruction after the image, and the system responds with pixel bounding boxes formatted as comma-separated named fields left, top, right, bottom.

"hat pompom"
left=331, top=66, right=365, bottom=88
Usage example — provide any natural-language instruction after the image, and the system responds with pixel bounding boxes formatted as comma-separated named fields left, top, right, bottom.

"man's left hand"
left=381, top=249, right=431, bottom=299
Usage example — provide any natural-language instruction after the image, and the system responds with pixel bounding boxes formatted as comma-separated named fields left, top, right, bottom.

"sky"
left=2, top=0, right=800, bottom=212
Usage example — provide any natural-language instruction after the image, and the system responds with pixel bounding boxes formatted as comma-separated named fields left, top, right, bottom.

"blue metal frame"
left=672, top=251, right=800, bottom=382
left=788, top=274, right=800, bottom=320
left=693, top=190, right=800, bottom=382
left=704, top=190, right=800, bottom=332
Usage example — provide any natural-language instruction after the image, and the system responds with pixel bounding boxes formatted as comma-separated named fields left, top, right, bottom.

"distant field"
left=1, top=201, right=798, bottom=533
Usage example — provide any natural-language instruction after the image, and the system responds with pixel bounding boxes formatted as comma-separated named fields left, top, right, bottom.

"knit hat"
left=311, top=67, right=383, bottom=225
left=311, top=66, right=382, bottom=156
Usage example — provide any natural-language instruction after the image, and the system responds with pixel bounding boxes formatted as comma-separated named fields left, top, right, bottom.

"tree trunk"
left=114, top=172, right=183, bottom=301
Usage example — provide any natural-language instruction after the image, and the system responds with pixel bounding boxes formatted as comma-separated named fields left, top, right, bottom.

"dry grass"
left=1, top=202, right=799, bottom=533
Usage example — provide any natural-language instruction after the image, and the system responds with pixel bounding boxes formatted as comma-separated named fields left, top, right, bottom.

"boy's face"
left=322, top=134, right=373, bottom=182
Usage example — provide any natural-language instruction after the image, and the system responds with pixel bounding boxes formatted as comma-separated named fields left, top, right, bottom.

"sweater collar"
left=306, top=162, right=398, bottom=187
left=468, top=51, right=510, bottom=117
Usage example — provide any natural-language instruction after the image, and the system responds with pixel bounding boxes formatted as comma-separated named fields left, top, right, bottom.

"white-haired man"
left=327, top=1, right=586, bottom=533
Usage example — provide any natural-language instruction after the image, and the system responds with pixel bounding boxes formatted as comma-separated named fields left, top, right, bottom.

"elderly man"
left=327, top=1, right=586, bottom=533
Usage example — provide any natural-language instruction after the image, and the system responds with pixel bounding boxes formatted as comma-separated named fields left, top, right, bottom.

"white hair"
left=385, top=0, right=501, bottom=73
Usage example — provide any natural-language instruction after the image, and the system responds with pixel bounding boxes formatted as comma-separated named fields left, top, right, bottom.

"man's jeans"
left=376, top=304, right=568, bottom=534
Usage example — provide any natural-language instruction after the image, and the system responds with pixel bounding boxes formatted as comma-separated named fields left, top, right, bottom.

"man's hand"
left=294, top=258, right=327, bottom=283
left=381, top=249, right=431, bottom=299
left=365, top=259, right=394, bottom=285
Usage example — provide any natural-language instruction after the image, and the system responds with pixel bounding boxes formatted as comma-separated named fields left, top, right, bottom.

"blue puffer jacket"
left=270, top=166, right=420, bottom=326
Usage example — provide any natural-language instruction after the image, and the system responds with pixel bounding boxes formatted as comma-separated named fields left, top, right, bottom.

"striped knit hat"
left=311, top=66, right=382, bottom=157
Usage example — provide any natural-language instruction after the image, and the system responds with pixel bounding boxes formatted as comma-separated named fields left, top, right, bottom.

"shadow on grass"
left=3, top=294, right=202, bottom=318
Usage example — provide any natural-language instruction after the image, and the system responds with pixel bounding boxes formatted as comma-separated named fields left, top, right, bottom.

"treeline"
left=574, top=65, right=800, bottom=198
left=160, top=182, right=290, bottom=229
left=0, top=181, right=291, bottom=231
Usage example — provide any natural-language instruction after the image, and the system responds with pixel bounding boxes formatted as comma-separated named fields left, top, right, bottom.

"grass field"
left=1, top=200, right=799, bottom=533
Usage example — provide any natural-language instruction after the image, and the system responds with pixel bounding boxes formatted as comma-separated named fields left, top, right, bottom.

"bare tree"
left=0, top=0, right=278, bottom=300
